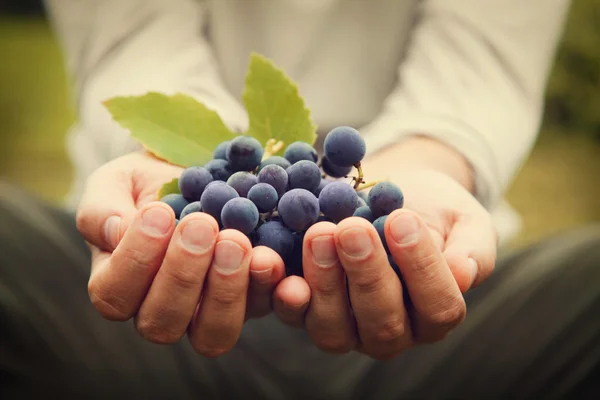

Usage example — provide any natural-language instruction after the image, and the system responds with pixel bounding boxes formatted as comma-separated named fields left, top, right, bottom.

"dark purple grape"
left=178, top=166, right=213, bottom=201
left=368, top=182, right=404, bottom=218
left=200, top=182, right=239, bottom=225
left=227, top=171, right=258, bottom=197
left=323, top=126, right=366, bottom=167
left=160, top=194, right=189, bottom=219
left=213, top=141, right=231, bottom=160
left=255, top=221, right=295, bottom=260
left=257, top=164, right=288, bottom=197
left=278, top=189, right=320, bottom=231
left=322, top=156, right=352, bottom=178
left=226, top=136, right=264, bottom=172
left=284, top=141, right=318, bottom=165
left=247, top=183, right=278, bottom=213
left=353, top=206, right=374, bottom=222
left=221, top=198, right=259, bottom=235
left=318, top=181, right=359, bottom=222
left=259, top=156, right=291, bottom=171
left=287, top=160, right=321, bottom=192
left=204, top=159, right=232, bottom=181
left=180, top=201, right=203, bottom=220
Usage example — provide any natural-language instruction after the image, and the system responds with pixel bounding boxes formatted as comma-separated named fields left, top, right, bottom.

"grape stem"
left=262, top=139, right=285, bottom=160
left=356, top=180, right=381, bottom=191
left=353, top=163, right=364, bottom=189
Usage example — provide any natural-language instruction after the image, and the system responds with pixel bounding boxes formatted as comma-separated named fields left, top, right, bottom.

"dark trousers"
left=1, top=181, right=599, bottom=399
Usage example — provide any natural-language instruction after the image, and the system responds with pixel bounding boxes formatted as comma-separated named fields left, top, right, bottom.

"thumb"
left=76, top=164, right=138, bottom=252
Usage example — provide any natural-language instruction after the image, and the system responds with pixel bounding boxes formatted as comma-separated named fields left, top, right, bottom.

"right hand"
left=76, top=151, right=286, bottom=357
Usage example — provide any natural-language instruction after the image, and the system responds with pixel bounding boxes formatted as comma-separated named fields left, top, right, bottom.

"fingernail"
left=468, top=258, right=479, bottom=282
left=213, top=240, right=245, bottom=275
left=339, top=227, right=373, bottom=259
left=180, top=220, right=215, bottom=253
left=103, top=215, right=121, bottom=249
left=390, top=212, right=420, bottom=245
left=311, top=236, right=337, bottom=268
left=251, top=268, right=273, bottom=284
left=141, top=206, right=172, bottom=236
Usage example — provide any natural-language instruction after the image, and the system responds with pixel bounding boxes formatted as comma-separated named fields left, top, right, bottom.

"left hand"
left=272, top=167, right=498, bottom=360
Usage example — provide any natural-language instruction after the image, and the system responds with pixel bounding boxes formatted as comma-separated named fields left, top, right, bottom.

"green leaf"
left=157, top=178, right=180, bottom=200
left=243, top=53, right=317, bottom=151
left=104, top=92, right=237, bottom=167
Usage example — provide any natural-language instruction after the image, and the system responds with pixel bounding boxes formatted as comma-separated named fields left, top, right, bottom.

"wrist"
left=362, top=135, right=475, bottom=193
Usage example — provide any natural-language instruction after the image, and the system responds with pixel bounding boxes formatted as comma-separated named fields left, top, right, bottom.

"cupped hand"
left=272, top=168, right=498, bottom=360
left=76, top=151, right=286, bottom=356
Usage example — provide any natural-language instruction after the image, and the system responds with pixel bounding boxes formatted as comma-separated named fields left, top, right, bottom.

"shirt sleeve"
left=359, top=0, right=571, bottom=210
left=43, top=0, right=248, bottom=205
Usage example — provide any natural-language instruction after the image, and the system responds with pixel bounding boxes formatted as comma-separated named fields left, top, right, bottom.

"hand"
left=76, top=151, right=286, bottom=356
left=273, top=167, right=497, bottom=360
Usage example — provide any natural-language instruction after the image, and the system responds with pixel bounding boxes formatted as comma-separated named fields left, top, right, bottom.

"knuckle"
left=315, top=335, right=354, bottom=354
left=212, top=287, right=244, bottom=308
left=413, top=251, right=439, bottom=274
left=165, top=267, right=205, bottom=291
left=88, top=281, right=131, bottom=321
left=118, top=246, right=155, bottom=274
left=135, top=318, right=183, bottom=344
left=372, top=317, right=407, bottom=347
left=192, top=343, right=232, bottom=358
left=351, top=272, right=383, bottom=295
left=426, top=300, right=467, bottom=331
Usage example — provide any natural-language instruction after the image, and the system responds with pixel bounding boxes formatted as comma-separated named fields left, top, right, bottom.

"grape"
left=286, top=160, right=321, bottom=192
left=357, top=196, right=367, bottom=208
left=204, top=159, right=233, bottom=181
left=284, top=141, right=318, bottom=165
left=278, top=189, right=320, bottom=231
left=160, top=194, right=189, bottom=219
left=312, top=179, right=331, bottom=197
left=227, top=171, right=258, bottom=197
left=353, top=206, right=374, bottom=222
left=247, top=183, right=278, bottom=213
left=200, top=183, right=239, bottom=224
left=226, top=136, right=264, bottom=172
left=318, top=181, right=359, bottom=222
left=221, top=198, right=259, bottom=235
left=321, top=156, right=352, bottom=178
left=206, top=180, right=226, bottom=189
left=316, top=215, right=333, bottom=223
left=259, top=156, right=291, bottom=171
left=373, top=215, right=389, bottom=253
left=257, top=164, right=288, bottom=197
left=178, top=166, right=213, bottom=201
left=213, top=141, right=231, bottom=160
left=368, top=182, right=404, bottom=218
left=255, top=221, right=295, bottom=259
left=357, top=190, right=368, bottom=203
left=286, top=231, right=305, bottom=277
left=180, top=201, right=203, bottom=220
left=323, top=126, right=366, bottom=167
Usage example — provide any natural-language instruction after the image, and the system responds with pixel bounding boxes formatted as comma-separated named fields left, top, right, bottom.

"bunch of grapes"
left=160, top=126, right=404, bottom=277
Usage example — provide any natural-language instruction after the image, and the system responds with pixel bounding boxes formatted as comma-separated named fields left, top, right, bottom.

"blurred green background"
left=0, top=2, right=599, bottom=248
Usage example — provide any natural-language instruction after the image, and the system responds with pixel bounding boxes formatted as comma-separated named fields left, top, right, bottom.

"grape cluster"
left=160, top=126, right=404, bottom=277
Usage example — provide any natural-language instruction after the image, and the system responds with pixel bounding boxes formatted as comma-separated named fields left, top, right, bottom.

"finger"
left=303, top=222, right=357, bottom=354
left=334, top=217, right=410, bottom=360
left=188, top=229, right=252, bottom=357
left=88, top=202, right=175, bottom=321
left=443, top=213, right=497, bottom=293
left=76, top=163, right=137, bottom=252
left=386, top=209, right=466, bottom=343
left=134, top=213, right=219, bottom=344
left=273, top=276, right=311, bottom=328
left=245, top=246, right=286, bottom=320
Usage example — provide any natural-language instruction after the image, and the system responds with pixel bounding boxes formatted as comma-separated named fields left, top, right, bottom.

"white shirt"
left=44, top=0, right=570, bottom=245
